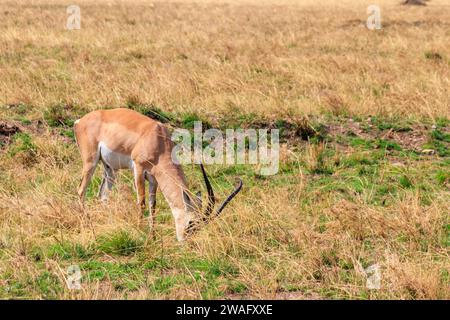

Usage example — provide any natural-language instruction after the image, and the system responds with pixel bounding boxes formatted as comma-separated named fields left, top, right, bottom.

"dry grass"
left=0, top=0, right=449, bottom=299
left=1, top=0, right=450, bottom=119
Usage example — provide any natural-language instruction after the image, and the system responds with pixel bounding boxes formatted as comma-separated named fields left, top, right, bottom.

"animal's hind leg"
left=133, top=163, right=146, bottom=213
left=77, top=145, right=100, bottom=206
left=145, top=173, right=158, bottom=231
left=78, top=160, right=98, bottom=206
left=98, top=163, right=116, bottom=201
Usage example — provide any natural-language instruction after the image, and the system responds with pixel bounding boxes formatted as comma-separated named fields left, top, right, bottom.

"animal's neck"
left=153, top=159, right=191, bottom=241
left=153, top=159, right=188, bottom=211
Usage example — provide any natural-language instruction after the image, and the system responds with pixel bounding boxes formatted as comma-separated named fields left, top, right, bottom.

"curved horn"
left=200, top=163, right=215, bottom=217
left=215, top=178, right=243, bottom=217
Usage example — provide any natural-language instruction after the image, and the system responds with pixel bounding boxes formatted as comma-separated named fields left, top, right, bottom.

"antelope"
left=74, top=108, right=242, bottom=241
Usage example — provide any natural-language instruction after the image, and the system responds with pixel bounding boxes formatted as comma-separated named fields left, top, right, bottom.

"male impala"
left=74, top=108, right=242, bottom=241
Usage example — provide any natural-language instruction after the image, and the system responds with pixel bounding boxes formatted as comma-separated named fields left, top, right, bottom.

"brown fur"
left=74, top=108, right=191, bottom=240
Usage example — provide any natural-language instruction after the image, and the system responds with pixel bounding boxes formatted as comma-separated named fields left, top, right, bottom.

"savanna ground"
left=0, top=0, right=449, bottom=299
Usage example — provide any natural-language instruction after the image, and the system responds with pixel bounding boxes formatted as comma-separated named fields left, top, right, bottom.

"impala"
left=74, top=108, right=242, bottom=241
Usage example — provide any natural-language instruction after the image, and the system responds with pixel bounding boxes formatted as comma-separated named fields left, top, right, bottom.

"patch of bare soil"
left=0, top=119, right=49, bottom=150
left=382, top=128, right=428, bottom=151
left=0, top=121, right=21, bottom=148
left=326, top=118, right=431, bottom=152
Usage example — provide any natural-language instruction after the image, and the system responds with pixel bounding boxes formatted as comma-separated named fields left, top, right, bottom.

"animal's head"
left=181, top=164, right=243, bottom=238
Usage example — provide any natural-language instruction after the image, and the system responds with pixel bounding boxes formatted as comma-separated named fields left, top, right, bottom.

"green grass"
left=67, top=256, right=243, bottom=298
left=435, top=170, right=449, bottom=185
left=370, top=116, right=412, bottom=132
left=35, top=271, right=63, bottom=299
left=431, top=129, right=450, bottom=143
left=81, top=260, right=146, bottom=291
left=398, top=175, right=413, bottom=189
left=421, top=129, right=450, bottom=157
left=31, top=241, right=94, bottom=261
left=7, top=132, right=36, bottom=157
left=97, top=231, right=144, bottom=256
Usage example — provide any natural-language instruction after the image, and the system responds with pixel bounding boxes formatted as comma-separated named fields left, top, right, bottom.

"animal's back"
left=74, top=108, right=162, bottom=155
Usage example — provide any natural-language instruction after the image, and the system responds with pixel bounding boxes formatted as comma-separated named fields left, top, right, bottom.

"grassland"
left=0, top=0, right=449, bottom=299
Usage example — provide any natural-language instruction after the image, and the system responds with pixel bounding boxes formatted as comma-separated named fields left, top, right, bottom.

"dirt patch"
left=0, top=119, right=49, bottom=150
left=0, top=121, right=21, bottom=148
left=215, top=115, right=436, bottom=153
left=326, top=119, right=372, bottom=141
left=381, top=128, right=428, bottom=151
left=325, top=118, right=432, bottom=152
